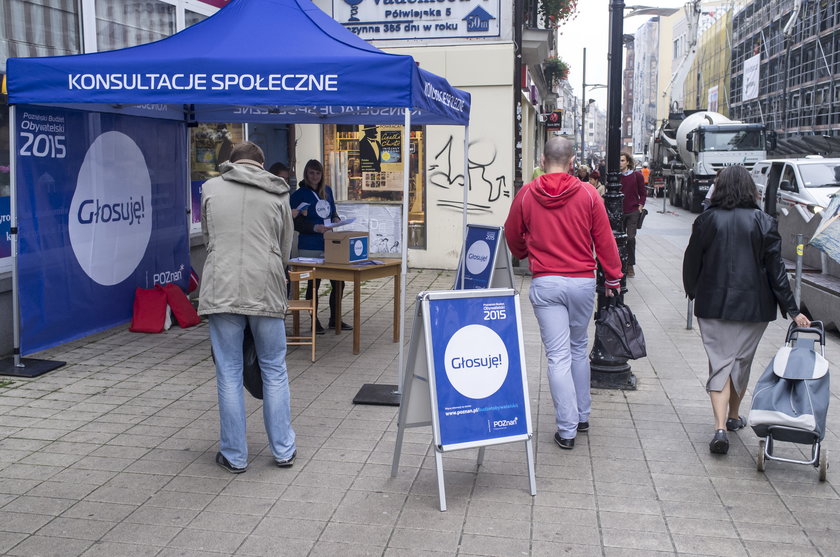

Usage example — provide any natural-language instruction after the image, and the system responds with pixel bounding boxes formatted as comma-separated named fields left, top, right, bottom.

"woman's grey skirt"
left=697, top=318, right=769, bottom=395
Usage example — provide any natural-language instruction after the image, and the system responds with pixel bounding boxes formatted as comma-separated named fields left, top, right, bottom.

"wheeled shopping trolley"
left=748, top=322, right=830, bottom=481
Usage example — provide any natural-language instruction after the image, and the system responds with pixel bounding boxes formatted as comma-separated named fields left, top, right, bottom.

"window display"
left=323, top=124, right=426, bottom=249
left=190, top=123, right=245, bottom=230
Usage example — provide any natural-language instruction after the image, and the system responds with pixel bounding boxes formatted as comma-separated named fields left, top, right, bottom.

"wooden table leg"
left=393, top=270, right=400, bottom=343
left=334, top=281, right=343, bottom=335
left=353, top=274, right=361, bottom=355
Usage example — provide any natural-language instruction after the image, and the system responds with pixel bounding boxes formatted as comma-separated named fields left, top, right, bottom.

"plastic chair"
left=286, top=268, right=318, bottom=362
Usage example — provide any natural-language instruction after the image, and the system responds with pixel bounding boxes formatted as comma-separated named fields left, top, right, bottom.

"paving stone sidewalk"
left=1, top=205, right=839, bottom=556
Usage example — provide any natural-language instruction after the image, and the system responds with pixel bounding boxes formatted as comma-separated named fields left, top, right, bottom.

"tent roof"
left=6, top=0, right=469, bottom=125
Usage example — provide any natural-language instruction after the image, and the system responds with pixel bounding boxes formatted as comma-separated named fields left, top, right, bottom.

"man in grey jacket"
left=198, top=141, right=296, bottom=473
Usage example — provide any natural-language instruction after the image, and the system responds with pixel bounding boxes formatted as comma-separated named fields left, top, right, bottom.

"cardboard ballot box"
left=324, top=231, right=369, bottom=264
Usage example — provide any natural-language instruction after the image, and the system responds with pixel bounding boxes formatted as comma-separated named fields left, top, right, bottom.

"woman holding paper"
left=290, top=159, right=351, bottom=334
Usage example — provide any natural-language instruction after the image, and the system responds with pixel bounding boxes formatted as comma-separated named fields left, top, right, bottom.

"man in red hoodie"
left=505, top=137, right=622, bottom=450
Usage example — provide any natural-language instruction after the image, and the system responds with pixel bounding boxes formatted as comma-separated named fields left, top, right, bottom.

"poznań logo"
left=69, top=131, right=153, bottom=286
left=443, top=324, right=509, bottom=399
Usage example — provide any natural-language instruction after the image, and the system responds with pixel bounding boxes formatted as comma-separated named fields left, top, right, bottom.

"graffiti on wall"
left=428, top=135, right=510, bottom=214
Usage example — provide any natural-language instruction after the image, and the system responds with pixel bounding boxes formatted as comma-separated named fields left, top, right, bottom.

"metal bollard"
left=686, top=299, right=694, bottom=329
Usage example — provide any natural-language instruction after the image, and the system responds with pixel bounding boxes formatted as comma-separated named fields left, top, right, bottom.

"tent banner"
left=15, top=105, right=189, bottom=354
left=0, top=196, right=10, bottom=259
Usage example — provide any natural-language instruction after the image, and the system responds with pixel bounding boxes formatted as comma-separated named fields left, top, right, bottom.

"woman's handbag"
left=595, top=299, right=647, bottom=360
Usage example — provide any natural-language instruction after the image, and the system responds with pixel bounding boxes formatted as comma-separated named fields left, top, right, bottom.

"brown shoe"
left=626, top=265, right=635, bottom=278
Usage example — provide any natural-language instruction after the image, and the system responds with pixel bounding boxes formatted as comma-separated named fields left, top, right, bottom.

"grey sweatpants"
left=530, top=275, right=596, bottom=438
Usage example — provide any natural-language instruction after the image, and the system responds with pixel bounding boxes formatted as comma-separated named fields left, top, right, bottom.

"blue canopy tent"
left=3, top=0, right=471, bottom=390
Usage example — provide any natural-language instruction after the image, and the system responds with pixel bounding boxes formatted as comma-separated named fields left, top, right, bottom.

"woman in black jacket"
left=683, top=166, right=810, bottom=455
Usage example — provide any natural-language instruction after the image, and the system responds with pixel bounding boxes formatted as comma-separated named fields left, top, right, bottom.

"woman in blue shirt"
left=290, top=159, right=351, bottom=334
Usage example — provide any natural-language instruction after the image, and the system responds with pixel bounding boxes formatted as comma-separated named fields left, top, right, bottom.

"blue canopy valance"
left=6, top=0, right=470, bottom=126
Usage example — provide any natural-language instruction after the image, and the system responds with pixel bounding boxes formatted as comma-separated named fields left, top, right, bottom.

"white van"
left=751, top=157, right=840, bottom=218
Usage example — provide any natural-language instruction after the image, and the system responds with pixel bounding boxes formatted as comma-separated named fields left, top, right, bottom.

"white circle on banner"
left=443, top=324, right=509, bottom=399
left=465, top=240, right=491, bottom=275
left=353, top=239, right=363, bottom=256
left=69, top=131, right=152, bottom=286
left=315, top=199, right=331, bottom=219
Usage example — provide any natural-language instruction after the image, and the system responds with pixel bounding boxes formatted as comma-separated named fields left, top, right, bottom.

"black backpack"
left=595, top=300, right=647, bottom=360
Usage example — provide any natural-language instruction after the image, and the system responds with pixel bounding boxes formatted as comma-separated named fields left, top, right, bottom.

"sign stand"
left=454, top=225, right=515, bottom=289
left=392, top=288, right=536, bottom=511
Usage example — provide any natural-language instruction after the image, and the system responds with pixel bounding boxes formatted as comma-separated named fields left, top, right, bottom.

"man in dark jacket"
left=505, top=137, right=622, bottom=450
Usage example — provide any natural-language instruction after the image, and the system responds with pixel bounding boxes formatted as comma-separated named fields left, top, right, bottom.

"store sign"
left=545, top=109, right=564, bottom=130
left=333, top=0, right=500, bottom=41
left=15, top=106, right=188, bottom=354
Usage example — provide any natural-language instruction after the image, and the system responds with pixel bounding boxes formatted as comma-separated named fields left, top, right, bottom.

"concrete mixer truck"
left=648, top=110, right=769, bottom=213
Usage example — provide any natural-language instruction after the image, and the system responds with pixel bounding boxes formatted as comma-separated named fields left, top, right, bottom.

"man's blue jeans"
left=208, top=314, right=296, bottom=468
left=529, top=276, right=596, bottom=439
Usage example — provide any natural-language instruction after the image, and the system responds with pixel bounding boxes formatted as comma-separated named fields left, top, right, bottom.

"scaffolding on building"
left=730, top=0, right=840, bottom=156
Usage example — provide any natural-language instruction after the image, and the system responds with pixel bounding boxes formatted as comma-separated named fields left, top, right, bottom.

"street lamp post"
left=589, top=2, right=680, bottom=390
left=589, top=0, right=635, bottom=390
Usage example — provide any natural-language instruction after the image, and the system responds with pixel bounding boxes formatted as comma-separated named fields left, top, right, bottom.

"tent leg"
left=353, top=108, right=412, bottom=406
left=1, top=105, right=65, bottom=378
left=459, top=126, right=470, bottom=289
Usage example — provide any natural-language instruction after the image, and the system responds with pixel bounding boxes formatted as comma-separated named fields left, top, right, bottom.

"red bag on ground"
left=188, top=268, right=200, bottom=294
left=129, top=287, right=168, bottom=333
left=158, top=283, right=200, bottom=328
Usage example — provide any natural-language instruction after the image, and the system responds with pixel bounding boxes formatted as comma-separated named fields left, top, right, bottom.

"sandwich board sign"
left=391, top=288, right=535, bottom=511
left=454, top=224, right=515, bottom=289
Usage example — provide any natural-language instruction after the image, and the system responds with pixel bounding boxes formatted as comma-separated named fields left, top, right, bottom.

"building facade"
left=303, top=0, right=557, bottom=269
left=632, top=18, right=660, bottom=155
left=683, top=11, right=732, bottom=115
left=730, top=0, right=840, bottom=153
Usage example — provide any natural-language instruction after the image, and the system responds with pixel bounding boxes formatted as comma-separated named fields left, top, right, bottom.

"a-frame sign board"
left=391, top=288, right=536, bottom=511
left=454, top=225, right=515, bottom=289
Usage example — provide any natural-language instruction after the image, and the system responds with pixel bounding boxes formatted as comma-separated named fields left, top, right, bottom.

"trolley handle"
left=786, top=320, right=825, bottom=346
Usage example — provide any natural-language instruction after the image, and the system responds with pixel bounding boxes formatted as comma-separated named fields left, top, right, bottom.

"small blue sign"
left=427, top=293, right=528, bottom=447
left=454, top=225, right=499, bottom=289
left=349, top=236, right=368, bottom=262
left=464, top=7, right=495, bottom=33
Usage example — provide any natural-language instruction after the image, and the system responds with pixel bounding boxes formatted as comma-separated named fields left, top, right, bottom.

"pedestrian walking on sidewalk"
left=199, top=141, right=297, bottom=473
left=619, top=152, right=646, bottom=277
left=682, top=165, right=809, bottom=455
left=505, top=137, right=623, bottom=450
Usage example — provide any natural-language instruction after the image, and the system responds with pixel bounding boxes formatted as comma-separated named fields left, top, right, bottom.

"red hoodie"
left=504, top=172, right=622, bottom=288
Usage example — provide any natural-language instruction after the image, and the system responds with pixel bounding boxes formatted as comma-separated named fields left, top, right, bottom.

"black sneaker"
left=554, top=431, right=574, bottom=450
left=215, top=452, right=246, bottom=474
left=315, top=320, right=326, bottom=335
left=275, top=450, right=296, bottom=468
left=577, top=421, right=590, bottom=432
left=328, top=321, right=353, bottom=331
left=709, top=429, right=729, bottom=455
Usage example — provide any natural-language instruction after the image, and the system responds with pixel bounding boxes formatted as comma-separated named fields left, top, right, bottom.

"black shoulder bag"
left=595, top=299, right=647, bottom=360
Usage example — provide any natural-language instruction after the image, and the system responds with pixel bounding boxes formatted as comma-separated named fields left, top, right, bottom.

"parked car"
left=752, top=157, right=840, bottom=219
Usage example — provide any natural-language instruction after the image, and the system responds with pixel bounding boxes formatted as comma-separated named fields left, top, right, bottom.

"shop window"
left=189, top=123, right=246, bottom=233
left=322, top=125, right=426, bottom=250
left=95, top=0, right=176, bottom=51
left=0, top=0, right=81, bottom=68
left=185, top=10, right=208, bottom=27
